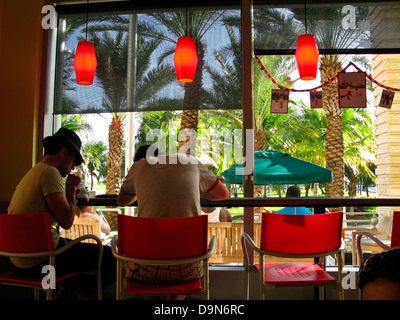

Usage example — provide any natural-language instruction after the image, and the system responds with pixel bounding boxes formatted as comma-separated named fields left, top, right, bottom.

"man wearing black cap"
left=8, top=128, right=115, bottom=299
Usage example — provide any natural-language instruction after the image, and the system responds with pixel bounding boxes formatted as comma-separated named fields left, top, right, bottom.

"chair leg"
left=116, top=260, right=122, bottom=300
left=244, top=266, right=250, bottom=300
left=352, top=235, right=358, bottom=266
left=336, top=252, right=344, bottom=300
left=203, top=260, right=209, bottom=300
left=259, top=256, right=265, bottom=300
left=318, top=286, right=325, bottom=300
left=33, top=288, right=40, bottom=300
left=46, top=288, right=53, bottom=300
left=97, top=270, right=103, bottom=300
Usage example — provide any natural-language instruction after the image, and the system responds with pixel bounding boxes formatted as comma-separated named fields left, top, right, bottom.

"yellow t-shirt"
left=8, top=162, right=64, bottom=268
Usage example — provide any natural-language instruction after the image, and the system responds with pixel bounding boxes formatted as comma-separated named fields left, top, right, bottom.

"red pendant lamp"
left=295, top=1, right=319, bottom=81
left=73, top=1, right=97, bottom=85
left=295, top=34, right=319, bottom=81
left=174, top=36, right=198, bottom=83
left=74, top=40, right=97, bottom=85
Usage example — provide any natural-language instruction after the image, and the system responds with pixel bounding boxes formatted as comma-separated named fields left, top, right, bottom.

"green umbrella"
left=221, top=150, right=333, bottom=185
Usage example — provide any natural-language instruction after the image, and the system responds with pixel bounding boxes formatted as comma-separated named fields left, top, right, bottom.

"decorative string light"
left=255, top=55, right=399, bottom=111
left=255, top=56, right=400, bottom=93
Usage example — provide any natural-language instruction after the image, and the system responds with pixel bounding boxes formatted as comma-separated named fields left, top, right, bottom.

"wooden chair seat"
left=351, top=215, right=393, bottom=265
left=357, top=211, right=400, bottom=266
left=61, top=218, right=114, bottom=245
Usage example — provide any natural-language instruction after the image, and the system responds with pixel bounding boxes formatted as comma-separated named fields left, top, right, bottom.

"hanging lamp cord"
left=85, top=0, right=89, bottom=41
left=185, top=8, right=188, bottom=37
left=304, top=0, right=308, bottom=34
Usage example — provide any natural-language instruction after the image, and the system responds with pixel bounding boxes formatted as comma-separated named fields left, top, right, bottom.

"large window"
left=254, top=1, right=400, bottom=54
left=54, top=6, right=242, bottom=114
left=51, top=1, right=400, bottom=266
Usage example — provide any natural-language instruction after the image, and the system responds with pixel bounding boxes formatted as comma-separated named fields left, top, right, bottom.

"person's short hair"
left=359, top=248, right=400, bottom=291
left=134, top=144, right=159, bottom=162
left=286, top=185, right=301, bottom=197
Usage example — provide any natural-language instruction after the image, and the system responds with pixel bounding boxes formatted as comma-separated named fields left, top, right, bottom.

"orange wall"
left=0, top=0, right=45, bottom=202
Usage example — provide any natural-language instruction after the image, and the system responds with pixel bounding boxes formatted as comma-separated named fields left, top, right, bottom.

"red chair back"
left=390, top=211, right=400, bottom=247
left=117, top=214, right=208, bottom=260
left=260, top=211, right=343, bottom=255
left=0, top=213, right=54, bottom=253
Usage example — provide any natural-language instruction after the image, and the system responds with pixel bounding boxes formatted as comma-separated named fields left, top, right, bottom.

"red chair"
left=242, top=211, right=344, bottom=300
left=111, top=214, right=216, bottom=300
left=0, top=213, right=103, bottom=300
left=356, top=211, right=400, bottom=265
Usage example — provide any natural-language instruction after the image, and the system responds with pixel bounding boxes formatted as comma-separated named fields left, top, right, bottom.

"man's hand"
left=66, top=173, right=81, bottom=195
left=47, top=175, right=80, bottom=230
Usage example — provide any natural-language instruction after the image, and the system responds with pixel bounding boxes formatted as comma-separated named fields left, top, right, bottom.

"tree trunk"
left=325, top=113, right=344, bottom=198
left=179, top=43, right=204, bottom=155
left=305, top=184, right=310, bottom=197
left=254, top=125, right=266, bottom=212
left=320, top=55, right=345, bottom=207
left=106, top=114, right=124, bottom=195
left=348, top=171, right=357, bottom=197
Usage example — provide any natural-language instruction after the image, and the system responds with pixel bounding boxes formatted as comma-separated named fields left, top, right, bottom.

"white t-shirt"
left=201, top=208, right=221, bottom=222
left=121, top=154, right=218, bottom=218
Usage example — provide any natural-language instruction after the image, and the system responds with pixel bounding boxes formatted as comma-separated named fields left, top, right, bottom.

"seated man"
left=117, top=144, right=229, bottom=299
left=276, top=185, right=312, bottom=215
left=7, top=128, right=115, bottom=299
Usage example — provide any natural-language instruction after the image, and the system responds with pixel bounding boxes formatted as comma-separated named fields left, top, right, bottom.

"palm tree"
left=136, top=110, right=181, bottom=155
left=82, top=141, right=108, bottom=190
left=276, top=102, right=327, bottom=167
left=85, top=19, right=176, bottom=193
left=292, top=7, right=370, bottom=199
left=61, top=114, right=92, bottom=134
left=61, top=114, right=94, bottom=182
left=221, top=10, right=299, bottom=198
left=138, top=10, right=226, bottom=153
left=61, top=12, right=178, bottom=194
left=278, top=103, right=375, bottom=198
left=88, top=30, right=128, bottom=194
left=252, top=56, right=297, bottom=199
left=252, top=6, right=370, bottom=201
left=342, top=108, right=375, bottom=197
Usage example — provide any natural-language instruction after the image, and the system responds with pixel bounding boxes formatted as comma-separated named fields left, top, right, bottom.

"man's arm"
left=46, top=193, right=76, bottom=229
left=200, top=178, right=230, bottom=201
left=117, top=187, right=137, bottom=206
left=46, top=173, right=80, bottom=229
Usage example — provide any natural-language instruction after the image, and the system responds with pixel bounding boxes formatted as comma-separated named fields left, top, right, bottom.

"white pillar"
left=371, top=5, right=400, bottom=216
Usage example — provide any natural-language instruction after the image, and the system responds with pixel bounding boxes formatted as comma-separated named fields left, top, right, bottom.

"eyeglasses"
left=359, top=249, right=400, bottom=274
